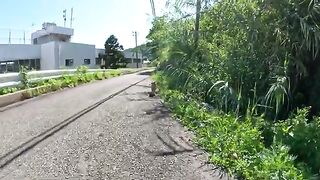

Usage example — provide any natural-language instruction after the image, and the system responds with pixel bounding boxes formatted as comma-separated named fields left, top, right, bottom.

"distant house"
left=95, top=48, right=105, bottom=67
left=0, top=23, right=102, bottom=73
left=122, top=49, right=147, bottom=68
left=94, top=48, right=147, bottom=69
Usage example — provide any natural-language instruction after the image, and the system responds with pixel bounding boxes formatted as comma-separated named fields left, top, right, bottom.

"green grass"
left=154, top=73, right=313, bottom=179
left=0, top=68, right=141, bottom=97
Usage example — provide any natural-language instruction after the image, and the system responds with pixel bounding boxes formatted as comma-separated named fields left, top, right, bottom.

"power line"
left=0, top=28, right=33, bottom=44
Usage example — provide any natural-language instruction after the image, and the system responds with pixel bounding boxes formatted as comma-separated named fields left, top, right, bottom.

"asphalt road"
left=0, top=71, right=229, bottom=179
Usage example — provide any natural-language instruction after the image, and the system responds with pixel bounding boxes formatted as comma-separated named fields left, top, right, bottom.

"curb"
left=0, top=91, right=24, bottom=108
left=0, top=68, right=154, bottom=108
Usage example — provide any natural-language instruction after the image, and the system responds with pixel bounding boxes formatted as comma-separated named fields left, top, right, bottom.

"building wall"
left=57, top=42, right=96, bottom=69
left=95, top=48, right=105, bottom=58
left=41, top=42, right=58, bottom=70
left=35, top=35, right=49, bottom=44
left=34, top=34, right=71, bottom=45
left=123, top=50, right=143, bottom=59
left=40, top=42, right=96, bottom=70
left=31, top=24, right=74, bottom=45
left=0, top=44, right=40, bottom=61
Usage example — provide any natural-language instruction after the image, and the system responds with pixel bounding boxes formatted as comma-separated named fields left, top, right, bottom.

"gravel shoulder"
left=0, top=74, right=229, bottom=179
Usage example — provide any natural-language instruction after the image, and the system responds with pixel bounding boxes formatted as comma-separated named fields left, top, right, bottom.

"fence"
left=0, top=29, right=32, bottom=44
left=0, top=69, right=109, bottom=88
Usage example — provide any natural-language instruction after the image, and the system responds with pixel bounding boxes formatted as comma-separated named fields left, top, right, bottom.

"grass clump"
left=0, top=68, right=138, bottom=97
left=154, top=73, right=313, bottom=179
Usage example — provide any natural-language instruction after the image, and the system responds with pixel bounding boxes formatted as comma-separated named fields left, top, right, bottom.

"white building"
left=122, top=49, right=145, bottom=68
left=0, top=23, right=99, bottom=73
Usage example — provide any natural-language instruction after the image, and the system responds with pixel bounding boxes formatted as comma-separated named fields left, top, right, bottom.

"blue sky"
left=0, top=0, right=165, bottom=48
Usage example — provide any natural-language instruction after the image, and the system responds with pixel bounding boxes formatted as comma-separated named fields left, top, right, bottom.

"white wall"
left=95, top=48, right=104, bottom=58
left=41, top=42, right=58, bottom=70
left=0, top=42, right=96, bottom=71
left=40, top=42, right=95, bottom=70
left=45, top=25, right=74, bottom=37
left=57, top=42, right=96, bottom=69
left=0, top=44, right=40, bottom=61
left=31, top=24, right=73, bottom=41
left=123, top=49, right=143, bottom=59
left=34, top=34, right=72, bottom=45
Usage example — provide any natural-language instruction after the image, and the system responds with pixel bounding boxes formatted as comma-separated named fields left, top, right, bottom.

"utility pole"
left=23, top=31, right=26, bottom=44
left=150, top=0, right=156, bottom=17
left=31, top=23, right=35, bottom=44
left=70, top=8, right=74, bottom=28
left=194, top=0, right=201, bottom=47
left=8, top=30, right=11, bottom=44
left=63, top=9, right=67, bottom=27
left=132, top=31, right=139, bottom=68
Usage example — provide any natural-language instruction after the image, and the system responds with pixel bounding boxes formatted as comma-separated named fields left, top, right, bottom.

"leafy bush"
left=1, top=68, right=138, bottom=97
left=274, top=108, right=320, bottom=174
left=149, top=0, right=320, bottom=178
left=76, top=65, right=88, bottom=74
left=61, top=75, right=77, bottom=88
left=94, top=72, right=105, bottom=80
left=47, top=79, right=63, bottom=91
left=84, top=73, right=95, bottom=82
left=109, top=70, right=121, bottom=77
left=36, top=85, right=50, bottom=95
left=77, top=73, right=87, bottom=83
left=0, top=87, right=18, bottom=95
left=155, top=73, right=310, bottom=179
left=148, top=0, right=320, bottom=119
left=253, top=144, right=305, bottom=179
left=103, top=71, right=112, bottom=79
left=19, top=66, right=29, bottom=89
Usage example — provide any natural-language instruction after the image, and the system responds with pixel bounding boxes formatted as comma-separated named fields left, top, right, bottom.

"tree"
left=103, top=35, right=126, bottom=69
left=194, top=0, right=201, bottom=47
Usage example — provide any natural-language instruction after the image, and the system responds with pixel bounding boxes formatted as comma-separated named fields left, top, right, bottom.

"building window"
left=84, top=59, right=91, bottom=65
left=65, top=59, right=74, bottom=67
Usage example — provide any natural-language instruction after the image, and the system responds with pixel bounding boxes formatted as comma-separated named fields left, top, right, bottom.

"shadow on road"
left=135, top=84, right=151, bottom=88
left=153, top=130, right=230, bottom=179
left=137, top=71, right=153, bottom=76
left=122, top=91, right=155, bottom=102
left=136, top=100, right=231, bottom=179
left=123, top=79, right=231, bottom=179
left=143, top=103, right=171, bottom=122
left=145, top=132, right=193, bottom=157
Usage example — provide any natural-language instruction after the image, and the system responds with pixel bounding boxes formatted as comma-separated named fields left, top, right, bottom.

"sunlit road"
left=0, top=71, right=227, bottom=179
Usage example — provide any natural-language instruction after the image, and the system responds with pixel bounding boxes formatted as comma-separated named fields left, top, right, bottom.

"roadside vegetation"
left=149, top=0, right=320, bottom=179
left=0, top=66, right=137, bottom=97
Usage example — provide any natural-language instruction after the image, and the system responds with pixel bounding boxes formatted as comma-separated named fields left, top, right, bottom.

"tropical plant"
left=149, top=0, right=320, bottom=178
left=19, top=66, right=29, bottom=89
left=76, top=65, right=88, bottom=74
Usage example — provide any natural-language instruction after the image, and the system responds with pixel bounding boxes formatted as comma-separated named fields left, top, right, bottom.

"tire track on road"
left=0, top=77, right=149, bottom=170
